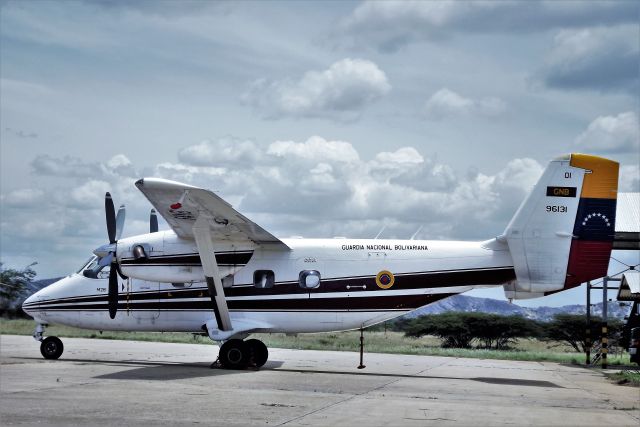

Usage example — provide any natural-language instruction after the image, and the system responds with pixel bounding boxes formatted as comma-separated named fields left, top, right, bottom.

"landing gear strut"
left=216, top=338, right=269, bottom=370
left=33, top=323, right=64, bottom=360
left=33, top=323, right=46, bottom=342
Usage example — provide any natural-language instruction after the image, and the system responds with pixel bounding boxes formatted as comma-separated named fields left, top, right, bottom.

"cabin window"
left=253, top=270, right=274, bottom=289
left=299, top=270, right=321, bottom=289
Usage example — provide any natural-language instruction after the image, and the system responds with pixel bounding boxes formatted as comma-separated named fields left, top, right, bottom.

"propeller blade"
left=150, top=209, right=158, bottom=233
left=105, top=192, right=116, bottom=244
left=98, top=253, right=114, bottom=267
left=115, top=204, right=126, bottom=241
left=108, top=264, right=118, bottom=319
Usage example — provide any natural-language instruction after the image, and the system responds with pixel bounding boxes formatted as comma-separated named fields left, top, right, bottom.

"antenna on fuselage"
left=410, top=226, right=423, bottom=240
left=374, top=226, right=386, bottom=240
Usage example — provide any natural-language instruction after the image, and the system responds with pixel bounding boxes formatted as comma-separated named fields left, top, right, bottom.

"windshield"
left=76, top=256, right=96, bottom=274
left=78, top=255, right=110, bottom=279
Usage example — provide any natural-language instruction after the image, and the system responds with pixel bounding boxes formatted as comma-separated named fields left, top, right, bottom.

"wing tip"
left=135, top=177, right=199, bottom=191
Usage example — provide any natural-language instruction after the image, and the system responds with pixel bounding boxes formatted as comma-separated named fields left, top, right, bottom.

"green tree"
left=541, top=314, right=622, bottom=353
left=0, top=262, right=37, bottom=316
left=473, top=314, right=542, bottom=349
left=404, top=312, right=541, bottom=349
left=404, top=312, right=475, bottom=348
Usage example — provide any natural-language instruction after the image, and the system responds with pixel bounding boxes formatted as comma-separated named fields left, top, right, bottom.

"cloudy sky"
left=1, top=0, right=638, bottom=307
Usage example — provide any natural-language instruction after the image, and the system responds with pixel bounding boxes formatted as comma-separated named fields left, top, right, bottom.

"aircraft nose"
left=22, top=292, right=39, bottom=316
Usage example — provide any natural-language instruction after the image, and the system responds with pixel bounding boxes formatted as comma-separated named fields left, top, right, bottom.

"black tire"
left=40, top=336, right=64, bottom=360
left=246, top=339, right=269, bottom=368
left=218, top=339, right=249, bottom=370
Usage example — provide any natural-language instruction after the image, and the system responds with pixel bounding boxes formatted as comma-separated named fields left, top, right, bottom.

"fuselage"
left=23, top=230, right=515, bottom=334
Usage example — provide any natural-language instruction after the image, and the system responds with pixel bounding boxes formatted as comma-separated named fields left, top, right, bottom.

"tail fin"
left=503, top=153, right=618, bottom=299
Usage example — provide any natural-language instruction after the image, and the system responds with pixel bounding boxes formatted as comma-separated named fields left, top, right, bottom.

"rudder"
left=556, top=154, right=618, bottom=292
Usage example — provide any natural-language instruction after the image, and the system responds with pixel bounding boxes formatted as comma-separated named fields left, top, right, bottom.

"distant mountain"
left=403, top=294, right=631, bottom=322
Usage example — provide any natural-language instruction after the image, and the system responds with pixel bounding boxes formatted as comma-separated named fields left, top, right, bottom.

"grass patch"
left=0, top=319, right=214, bottom=345
left=0, top=318, right=631, bottom=365
left=606, top=371, right=640, bottom=388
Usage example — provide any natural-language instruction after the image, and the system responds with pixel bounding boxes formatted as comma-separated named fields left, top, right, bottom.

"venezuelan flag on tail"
left=559, top=154, right=618, bottom=291
left=503, top=153, right=618, bottom=300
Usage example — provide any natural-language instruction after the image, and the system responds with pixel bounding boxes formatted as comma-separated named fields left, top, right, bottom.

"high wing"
left=135, top=177, right=288, bottom=335
left=134, top=178, right=289, bottom=249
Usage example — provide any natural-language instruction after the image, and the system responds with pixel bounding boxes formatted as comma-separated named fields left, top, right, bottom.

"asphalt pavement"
left=1, top=335, right=638, bottom=426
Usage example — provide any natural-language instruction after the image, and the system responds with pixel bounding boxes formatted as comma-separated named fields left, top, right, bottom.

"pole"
left=586, top=281, right=591, bottom=365
left=358, top=327, right=366, bottom=369
left=601, top=277, right=608, bottom=369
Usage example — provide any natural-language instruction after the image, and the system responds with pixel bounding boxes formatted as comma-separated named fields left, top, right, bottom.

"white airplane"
left=23, top=153, right=619, bottom=369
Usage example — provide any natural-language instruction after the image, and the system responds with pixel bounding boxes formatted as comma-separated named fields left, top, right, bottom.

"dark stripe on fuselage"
left=25, top=267, right=514, bottom=311
left=26, top=293, right=455, bottom=312
left=120, top=251, right=254, bottom=267
left=24, top=267, right=515, bottom=309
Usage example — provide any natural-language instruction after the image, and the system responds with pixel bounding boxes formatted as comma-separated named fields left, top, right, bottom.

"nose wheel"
left=40, top=336, right=64, bottom=360
left=217, top=338, right=268, bottom=369
left=32, top=323, right=64, bottom=360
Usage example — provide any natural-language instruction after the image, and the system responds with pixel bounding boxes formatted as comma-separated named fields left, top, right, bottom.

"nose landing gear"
left=33, top=323, right=64, bottom=360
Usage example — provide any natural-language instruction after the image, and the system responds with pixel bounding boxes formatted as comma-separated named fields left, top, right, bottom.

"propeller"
left=94, top=192, right=126, bottom=319
left=150, top=209, right=158, bottom=233
left=115, top=204, right=126, bottom=240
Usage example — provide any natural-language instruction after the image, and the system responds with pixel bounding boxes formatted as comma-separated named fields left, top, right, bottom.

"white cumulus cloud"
left=338, top=1, right=638, bottom=52
left=70, top=180, right=112, bottom=208
left=178, top=137, right=261, bottom=167
left=619, top=165, right=640, bottom=192
left=155, top=136, right=546, bottom=240
left=424, top=88, right=506, bottom=120
left=538, top=26, right=639, bottom=93
left=575, top=111, right=639, bottom=153
left=242, top=58, right=391, bottom=121
left=1, top=189, right=45, bottom=208
left=267, top=136, right=360, bottom=163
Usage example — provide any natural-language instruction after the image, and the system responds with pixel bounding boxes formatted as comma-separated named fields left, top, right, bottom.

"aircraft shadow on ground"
left=265, top=368, right=563, bottom=388
left=92, top=359, right=286, bottom=380
left=21, top=357, right=562, bottom=387
left=21, top=356, right=284, bottom=380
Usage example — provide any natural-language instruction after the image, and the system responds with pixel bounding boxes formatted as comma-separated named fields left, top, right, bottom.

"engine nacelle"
left=117, top=230, right=255, bottom=283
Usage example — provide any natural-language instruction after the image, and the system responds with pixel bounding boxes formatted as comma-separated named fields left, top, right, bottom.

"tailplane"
left=502, top=154, right=618, bottom=299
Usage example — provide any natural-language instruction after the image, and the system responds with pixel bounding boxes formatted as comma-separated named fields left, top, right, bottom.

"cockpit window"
left=80, top=256, right=110, bottom=279
left=76, top=256, right=96, bottom=274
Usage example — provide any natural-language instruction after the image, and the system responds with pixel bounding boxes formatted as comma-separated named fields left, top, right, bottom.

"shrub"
left=403, top=312, right=541, bottom=349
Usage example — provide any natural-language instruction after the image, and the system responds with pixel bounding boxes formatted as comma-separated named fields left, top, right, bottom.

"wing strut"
left=193, top=215, right=233, bottom=332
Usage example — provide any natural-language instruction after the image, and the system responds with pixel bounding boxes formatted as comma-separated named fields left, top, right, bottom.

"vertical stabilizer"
left=503, top=154, right=618, bottom=299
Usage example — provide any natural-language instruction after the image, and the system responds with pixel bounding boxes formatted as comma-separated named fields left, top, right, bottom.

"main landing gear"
left=33, top=324, right=64, bottom=360
left=216, top=338, right=268, bottom=370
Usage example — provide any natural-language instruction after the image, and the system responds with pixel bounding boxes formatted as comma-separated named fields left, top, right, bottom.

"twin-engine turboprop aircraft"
left=23, top=153, right=619, bottom=369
